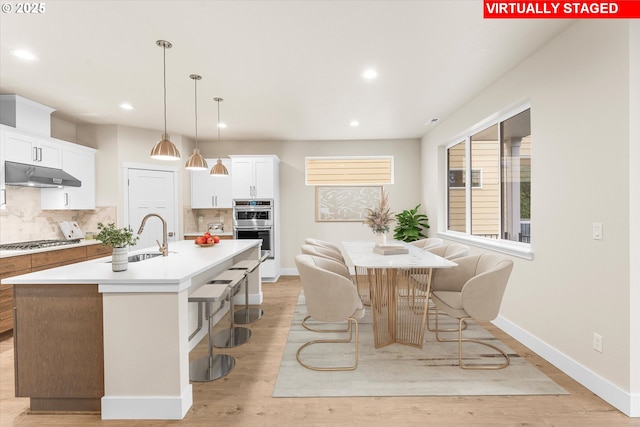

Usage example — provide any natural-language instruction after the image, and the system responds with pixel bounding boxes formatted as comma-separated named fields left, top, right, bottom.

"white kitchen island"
left=2, top=239, right=262, bottom=420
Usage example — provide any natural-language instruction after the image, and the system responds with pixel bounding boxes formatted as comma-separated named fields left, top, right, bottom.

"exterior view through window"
left=447, top=107, right=531, bottom=244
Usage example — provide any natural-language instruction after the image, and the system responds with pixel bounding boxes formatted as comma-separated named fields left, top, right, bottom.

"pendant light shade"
left=210, top=97, right=229, bottom=176
left=151, top=40, right=180, bottom=161
left=185, top=74, right=208, bottom=170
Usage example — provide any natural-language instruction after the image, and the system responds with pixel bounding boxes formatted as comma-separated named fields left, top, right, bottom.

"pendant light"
left=150, top=40, right=180, bottom=161
left=210, top=97, right=229, bottom=175
left=184, top=74, right=208, bottom=170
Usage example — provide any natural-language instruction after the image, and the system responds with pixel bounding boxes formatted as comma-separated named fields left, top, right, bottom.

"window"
left=445, top=107, right=531, bottom=245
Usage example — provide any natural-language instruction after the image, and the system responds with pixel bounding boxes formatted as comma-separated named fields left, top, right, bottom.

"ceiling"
left=0, top=1, right=573, bottom=142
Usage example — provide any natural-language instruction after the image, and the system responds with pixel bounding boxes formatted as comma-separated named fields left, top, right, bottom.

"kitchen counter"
left=0, top=238, right=104, bottom=259
left=3, top=239, right=262, bottom=420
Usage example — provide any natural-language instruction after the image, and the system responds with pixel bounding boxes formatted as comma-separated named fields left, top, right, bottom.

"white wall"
left=422, top=20, right=638, bottom=415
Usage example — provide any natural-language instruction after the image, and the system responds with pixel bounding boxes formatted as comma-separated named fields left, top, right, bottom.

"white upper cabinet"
left=41, top=141, right=96, bottom=210
left=230, top=155, right=279, bottom=199
left=190, top=158, right=232, bottom=208
left=3, top=128, right=61, bottom=168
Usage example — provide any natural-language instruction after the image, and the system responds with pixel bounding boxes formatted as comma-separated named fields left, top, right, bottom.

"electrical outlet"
left=593, top=333, right=603, bottom=353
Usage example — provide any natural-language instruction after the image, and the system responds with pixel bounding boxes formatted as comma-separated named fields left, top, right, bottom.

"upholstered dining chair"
left=423, top=244, right=469, bottom=332
left=297, top=251, right=354, bottom=332
left=294, top=254, right=365, bottom=371
left=300, top=243, right=345, bottom=264
left=410, top=237, right=444, bottom=250
left=304, top=238, right=342, bottom=254
left=427, top=243, right=469, bottom=260
left=429, top=253, right=514, bottom=370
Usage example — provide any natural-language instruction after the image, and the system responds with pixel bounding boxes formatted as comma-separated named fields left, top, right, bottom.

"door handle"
left=168, top=231, right=175, bottom=237
left=33, top=147, right=38, bottom=162
left=64, top=192, right=69, bottom=206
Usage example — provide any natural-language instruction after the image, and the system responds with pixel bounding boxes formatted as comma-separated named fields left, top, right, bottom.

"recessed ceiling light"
left=217, top=122, right=227, bottom=129
left=350, top=120, right=360, bottom=127
left=10, top=49, right=38, bottom=61
left=426, top=118, right=440, bottom=125
left=362, top=69, right=378, bottom=80
left=119, top=103, right=135, bottom=110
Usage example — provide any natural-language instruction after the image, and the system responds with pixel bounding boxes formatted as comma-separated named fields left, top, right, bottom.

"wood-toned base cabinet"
left=0, top=243, right=111, bottom=334
left=14, top=283, right=104, bottom=413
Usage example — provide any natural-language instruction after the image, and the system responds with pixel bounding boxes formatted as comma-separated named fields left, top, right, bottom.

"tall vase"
left=374, top=232, right=387, bottom=246
left=111, top=247, right=128, bottom=272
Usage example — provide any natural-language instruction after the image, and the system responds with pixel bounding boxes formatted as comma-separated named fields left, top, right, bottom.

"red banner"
left=484, top=1, right=640, bottom=18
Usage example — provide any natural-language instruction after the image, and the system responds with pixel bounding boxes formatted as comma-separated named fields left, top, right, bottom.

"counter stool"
left=188, top=283, right=236, bottom=382
left=211, top=269, right=252, bottom=348
left=229, top=259, right=263, bottom=324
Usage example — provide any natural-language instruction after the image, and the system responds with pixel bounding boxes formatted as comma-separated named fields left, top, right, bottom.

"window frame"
left=438, top=101, right=533, bottom=260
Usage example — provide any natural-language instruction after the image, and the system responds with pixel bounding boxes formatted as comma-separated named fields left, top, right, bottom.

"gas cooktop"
left=0, top=239, right=81, bottom=250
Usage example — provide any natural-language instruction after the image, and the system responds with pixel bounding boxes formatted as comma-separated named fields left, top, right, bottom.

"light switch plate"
left=593, top=223, right=603, bottom=240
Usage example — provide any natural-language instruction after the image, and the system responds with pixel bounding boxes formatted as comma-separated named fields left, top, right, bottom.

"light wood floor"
left=1, top=276, right=638, bottom=427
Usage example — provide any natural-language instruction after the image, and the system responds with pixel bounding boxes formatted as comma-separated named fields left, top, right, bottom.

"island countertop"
left=2, top=239, right=262, bottom=293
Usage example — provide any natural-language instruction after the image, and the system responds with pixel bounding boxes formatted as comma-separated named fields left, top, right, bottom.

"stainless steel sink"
left=127, top=253, right=162, bottom=262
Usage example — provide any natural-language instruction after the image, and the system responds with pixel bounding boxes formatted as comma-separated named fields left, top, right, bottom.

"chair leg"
left=434, top=310, right=510, bottom=370
left=427, top=302, right=467, bottom=332
left=302, top=315, right=350, bottom=333
left=296, top=317, right=359, bottom=371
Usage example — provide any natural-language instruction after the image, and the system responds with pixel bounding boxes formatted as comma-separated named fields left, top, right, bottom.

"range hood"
left=5, top=161, right=81, bottom=188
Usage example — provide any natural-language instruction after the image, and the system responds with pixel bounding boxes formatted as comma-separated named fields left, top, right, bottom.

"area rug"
left=273, top=292, right=568, bottom=397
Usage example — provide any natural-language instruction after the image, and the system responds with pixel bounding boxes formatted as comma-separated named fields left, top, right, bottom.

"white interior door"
left=127, top=168, right=177, bottom=251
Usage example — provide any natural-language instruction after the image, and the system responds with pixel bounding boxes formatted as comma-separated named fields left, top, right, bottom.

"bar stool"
left=211, top=269, right=252, bottom=348
left=188, top=283, right=236, bottom=382
left=229, top=259, right=262, bottom=324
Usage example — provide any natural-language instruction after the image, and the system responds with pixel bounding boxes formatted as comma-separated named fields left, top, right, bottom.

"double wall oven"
left=233, top=199, right=274, bottom=259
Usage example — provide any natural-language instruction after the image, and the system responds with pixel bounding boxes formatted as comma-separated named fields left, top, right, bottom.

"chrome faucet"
left=137, top=213, right=169, bottom=256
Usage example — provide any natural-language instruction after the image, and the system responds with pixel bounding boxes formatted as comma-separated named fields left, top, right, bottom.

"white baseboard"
left=101, top=384, right=192, bottom=419
left=280, top=267, right=298, bottom=276
left=493, top=314, right=638, bottom=417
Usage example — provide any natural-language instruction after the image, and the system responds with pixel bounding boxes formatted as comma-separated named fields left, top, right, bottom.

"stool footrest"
left=229, top=259, right=260, bottom=273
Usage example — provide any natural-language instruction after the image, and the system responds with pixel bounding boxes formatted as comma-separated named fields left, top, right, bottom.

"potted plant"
left=393, top=204, right=430, bottom=242
left=364, top=191, right=394, bottom=246
left=96, top=222, right=139, bottom=272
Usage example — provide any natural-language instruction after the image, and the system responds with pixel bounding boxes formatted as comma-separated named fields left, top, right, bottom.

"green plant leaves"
left=393, top=204, right=430, bottom=242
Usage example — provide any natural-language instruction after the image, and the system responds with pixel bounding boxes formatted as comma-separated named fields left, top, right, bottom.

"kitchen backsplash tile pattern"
left=0, top=186, right=116, bottom=243
left=184, top=208, right=231, bottom=234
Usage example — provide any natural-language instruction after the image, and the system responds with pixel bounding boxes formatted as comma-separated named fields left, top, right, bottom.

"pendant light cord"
left=163, top=44, right=168, bottom=136
left=194, top=77, right=198, bottom=147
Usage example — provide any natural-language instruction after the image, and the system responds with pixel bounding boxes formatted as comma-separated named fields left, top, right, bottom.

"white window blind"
left=305, top=156, right=394, bottom=185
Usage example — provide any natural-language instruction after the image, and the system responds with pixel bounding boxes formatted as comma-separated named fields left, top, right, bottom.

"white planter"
left=374, top=233, right=387, bottom=246
left=111, top=247, right=128, bottom=272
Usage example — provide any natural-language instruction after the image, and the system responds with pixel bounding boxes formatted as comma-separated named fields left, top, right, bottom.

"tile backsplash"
left=0, top=186, right=116, bottom=243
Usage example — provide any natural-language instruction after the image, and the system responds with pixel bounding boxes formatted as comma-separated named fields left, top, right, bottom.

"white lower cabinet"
left=41, top=143, right=96, bottom=210
left=190, top=158, right=232, bottom=208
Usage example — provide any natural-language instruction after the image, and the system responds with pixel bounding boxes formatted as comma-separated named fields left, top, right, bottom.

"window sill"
left=436, top=231, right=534, bottom=260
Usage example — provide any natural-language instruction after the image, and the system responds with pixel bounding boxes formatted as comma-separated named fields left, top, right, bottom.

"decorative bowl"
left=196, top=243, right=217, bottom=247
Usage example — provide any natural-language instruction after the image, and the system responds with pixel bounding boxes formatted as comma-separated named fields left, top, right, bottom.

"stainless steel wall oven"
left=233, top=199, right=274, bottom=259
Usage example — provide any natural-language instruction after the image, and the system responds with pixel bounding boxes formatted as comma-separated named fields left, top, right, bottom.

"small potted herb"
left=96, top=222, right=139, bottom=271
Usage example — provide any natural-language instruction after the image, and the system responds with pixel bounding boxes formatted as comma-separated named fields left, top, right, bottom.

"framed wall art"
left=315, top=186, right=383, bottom=222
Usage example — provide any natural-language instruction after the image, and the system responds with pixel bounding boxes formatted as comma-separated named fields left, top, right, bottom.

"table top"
left=341, top=240, right=458, bottom=269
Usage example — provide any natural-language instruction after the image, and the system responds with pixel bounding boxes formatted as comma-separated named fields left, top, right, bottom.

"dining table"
left=341, top=240, right=457, bottom=349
